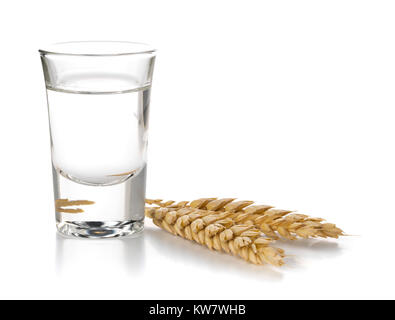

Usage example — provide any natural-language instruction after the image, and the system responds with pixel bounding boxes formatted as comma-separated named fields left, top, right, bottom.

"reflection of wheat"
left=145, top=207, right=285, bottom=266
left=146, top=198, right=344, bottom=240
left=55, top=199, right=95, bottom=213
left=108, top=169, right=137, bottom=177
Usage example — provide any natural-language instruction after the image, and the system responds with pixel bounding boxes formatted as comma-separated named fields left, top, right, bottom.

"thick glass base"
left=53, top=164, right=146, bottom=239
left=57, top=220, right=144, bottom=238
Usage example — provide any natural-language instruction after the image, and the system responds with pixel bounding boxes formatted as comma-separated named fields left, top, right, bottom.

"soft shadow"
left=55, top=232, right=145, bottom=276
left=145, top=227, right=284, bottom=282
left=275, top=238, right=344, bottom=267
left=277, top=238, right=341, bottom=252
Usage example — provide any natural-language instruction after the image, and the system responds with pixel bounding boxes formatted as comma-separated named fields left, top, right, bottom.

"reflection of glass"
left=56, top=234, right=145, bottom=275
left=39, top=42, right=156, bottom=238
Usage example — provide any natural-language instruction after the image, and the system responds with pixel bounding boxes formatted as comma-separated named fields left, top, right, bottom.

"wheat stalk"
left=145, top=198, right=344, bottom=240
left=145, top=206, right=285, bottom=266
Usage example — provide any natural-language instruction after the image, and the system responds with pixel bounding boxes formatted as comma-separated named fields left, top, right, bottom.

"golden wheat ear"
left=145, top=206, right=285, bottom=266
left=145, top=198, right=345, bottom=240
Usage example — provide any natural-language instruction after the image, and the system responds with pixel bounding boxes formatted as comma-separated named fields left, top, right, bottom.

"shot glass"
left=39, top=41, right=156, bottom=238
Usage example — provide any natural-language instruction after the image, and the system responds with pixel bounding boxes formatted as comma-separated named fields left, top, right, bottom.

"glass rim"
left=38, top=41, right=156, bottom=57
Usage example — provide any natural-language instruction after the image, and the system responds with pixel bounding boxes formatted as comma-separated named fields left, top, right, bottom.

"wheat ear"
left=145, top=198, right=344, bottom=240
left=55, top=199, right=95, bottom=213
left=145, top=207, right=285, bottom=266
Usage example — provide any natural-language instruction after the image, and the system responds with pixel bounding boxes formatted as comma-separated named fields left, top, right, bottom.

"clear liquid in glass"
left=47, top=86, right=150, bottom=238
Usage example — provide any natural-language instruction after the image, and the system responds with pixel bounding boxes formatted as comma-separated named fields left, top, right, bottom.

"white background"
left=0, top=0, right=394, bottom=299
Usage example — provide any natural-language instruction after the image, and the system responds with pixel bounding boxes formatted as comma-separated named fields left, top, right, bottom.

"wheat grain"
left=145, top=206, right=285, bottom=266
left=145, top=198, right=344, bottom=240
